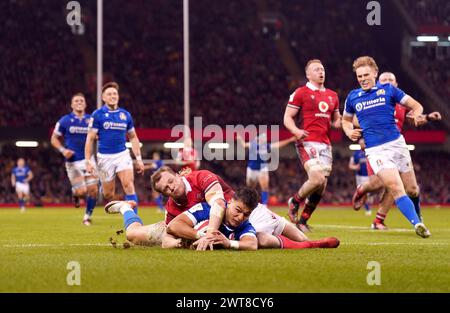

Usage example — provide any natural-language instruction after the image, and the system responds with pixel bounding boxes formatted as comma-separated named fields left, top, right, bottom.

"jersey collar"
left=181, top=176, right=192, bottom=194
left=102, top=105, right=120, bottom=113
left=306, top=82, right=326, bottom=92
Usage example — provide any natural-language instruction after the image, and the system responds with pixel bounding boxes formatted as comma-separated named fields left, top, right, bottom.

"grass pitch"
left=0, top=205, right=449, bottom=293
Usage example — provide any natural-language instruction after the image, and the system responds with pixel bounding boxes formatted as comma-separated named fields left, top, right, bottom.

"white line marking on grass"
left=345, top=242, right=450, bottom=246
left=314, top=224, right=450, bottom=233
left=2, top=243, right=111, bottom=248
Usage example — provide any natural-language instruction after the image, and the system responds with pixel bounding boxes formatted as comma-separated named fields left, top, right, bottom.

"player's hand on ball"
left=192, top=236, right=215, bottom=251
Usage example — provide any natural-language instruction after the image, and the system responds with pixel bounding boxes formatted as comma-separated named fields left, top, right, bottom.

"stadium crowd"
left=1, top=145, right=449, bottom=206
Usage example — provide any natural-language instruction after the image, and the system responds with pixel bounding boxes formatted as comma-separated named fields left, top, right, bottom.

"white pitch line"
left=345, top=242, right=450, bottom=246
left=2, top=243, right=111, bottom=248
left=314, top=224, right=450, bottom=233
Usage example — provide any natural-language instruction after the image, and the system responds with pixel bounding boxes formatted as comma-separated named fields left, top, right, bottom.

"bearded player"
left=284, top=59, right=341, bottom=232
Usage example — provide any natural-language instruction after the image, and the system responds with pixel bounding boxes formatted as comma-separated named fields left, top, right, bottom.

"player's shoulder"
left=58, top=113, right=72, bottom=123
left=293, top=85, right=309, bottom=95
left=346, top=88, right=363, bottom=102
left=118, top=107, right=132, bottom=116
left=91, top=107, right=105, bottom=118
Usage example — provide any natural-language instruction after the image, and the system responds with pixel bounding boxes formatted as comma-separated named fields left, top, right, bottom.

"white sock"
left=119, top=203, right=133, bottom=215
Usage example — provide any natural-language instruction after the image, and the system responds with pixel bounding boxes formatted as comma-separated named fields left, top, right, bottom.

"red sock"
left=300, top=203, right=316, bottom=222
left=293, top=193, right=305, bottom=204
left=277, top=235, right=311, bottom=249
left=374, top=212, right=386, bottom=224
left=276, top=235, right=339, bottom=249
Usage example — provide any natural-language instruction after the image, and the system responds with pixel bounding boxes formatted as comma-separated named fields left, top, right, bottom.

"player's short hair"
left=305, top=59, right=323, bottom=73
left=71, top=92, right=85, bottom=101
left=151, top=166, right=176, bottom=192
left=232, top=187, right=259, bottom=211
left=352, top=56, right=379, bottom=73
left=102, top=82, right=120, bottom=94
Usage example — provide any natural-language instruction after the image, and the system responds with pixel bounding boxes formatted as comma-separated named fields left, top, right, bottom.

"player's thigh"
left=117, top=169, right=135, bottom=193
left=246, top=168, right=258, bottom=187
left=376, top=168, right=405, bottom=199
left=66, top=162, right=87, bottom=194
left=256, top=232, right=281, bottom=249
left=258, top=169, right=269, bottom=190
left=249, top=204, right=286, bottom=236
left=282, top=222, right=308, bottom=241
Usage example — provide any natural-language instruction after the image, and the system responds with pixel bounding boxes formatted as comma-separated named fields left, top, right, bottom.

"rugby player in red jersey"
left=284, top=59, right=342, bottom=232
left=105, top=166, right=339, bottom=250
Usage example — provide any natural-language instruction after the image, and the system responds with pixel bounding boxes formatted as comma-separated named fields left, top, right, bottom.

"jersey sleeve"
left=196, top=170, right=220, bottom=193
left=287, top=89, right=303, bottom=109
left=53, top=117, right=66, bottom=136
left=353, top=151, right=360, bottom=164
left=236, top=222, right=257, bottom=240
left=127, top=112, right=135, bottom=133
left=343, top=95, right=355, bottom=116
left=391, top=85, right=409, bottom=105
left=88, top=111, right=101, bottom=132
left=183, top=203, right=211, bottom=225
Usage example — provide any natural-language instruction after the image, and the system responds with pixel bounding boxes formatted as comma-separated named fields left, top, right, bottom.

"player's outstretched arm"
left=11, top=173, right=15, bottom=188
left=403, top=97, right=424, bottom=127
left=270, top=136, right=296, bottom=149
left=207, top=231, right=257, bottom=251
left=166, top=213, right=199, bottom=241
left=204, top=183, right=226, bottom=234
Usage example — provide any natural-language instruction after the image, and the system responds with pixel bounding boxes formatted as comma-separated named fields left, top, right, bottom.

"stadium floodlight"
left=349, top=144, right=361, bottom=151
left=208, top=143, right=230, bottom=149
left=125, top=142, right=143, bottom=148
left=164, top=142, right=185, bottom=149
left=416, top=36, right=439, bottom=42
left=16, top=141, right=39, bottom=147
left=407, top=145, right=415, bottom=151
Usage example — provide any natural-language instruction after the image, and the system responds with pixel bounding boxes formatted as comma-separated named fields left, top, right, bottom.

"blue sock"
left=155, top=195, right=164, bottom=211
left=410, top=195, right=421, bottom=220
left=261, top=191, right=269, bottom=205
left=123, top=210, right=143, bottom=230
left=125, top=194, right=138, bottom=214
left=85, top=196, right=97, bottom=216
left=364, top=203, right=370, bottom=211
left=395, top=195, right=420, bottom=226
left=19, top=199, right=24, bottom=208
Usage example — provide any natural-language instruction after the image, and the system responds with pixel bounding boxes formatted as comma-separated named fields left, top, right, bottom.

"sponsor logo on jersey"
left=103, top=121, right=127, bottom=130
left=355, top=97, right=386, bottom=112
left=120, top=112, right=127, bottom=121
left=376, top=89, right=386, bottom=96
left=318, top=101, right=329, bottom=113
left=69, top=126, right=89, bottom=134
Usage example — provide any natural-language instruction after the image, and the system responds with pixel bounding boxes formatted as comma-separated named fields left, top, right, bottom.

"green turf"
left=0, top=206, right=449, bottom=292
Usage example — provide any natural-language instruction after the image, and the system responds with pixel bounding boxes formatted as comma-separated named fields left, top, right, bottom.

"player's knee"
left=74, top=187, right=87, bottom=197
left=310, top=174, right=326, bottom=188
left=406, top=185, right=420, bottom=198
left=102, top=190, right=115, bottom=200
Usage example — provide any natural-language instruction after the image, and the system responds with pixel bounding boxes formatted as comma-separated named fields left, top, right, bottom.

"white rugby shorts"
left=365, top=135, right=413, bottom=175
left=65, top=156, right=98, bottom=189
left=15, top=182, right=30, bottom=195
left=97, top=149, right=133, bottom=182
left=249, top=203, right=287, bottom=236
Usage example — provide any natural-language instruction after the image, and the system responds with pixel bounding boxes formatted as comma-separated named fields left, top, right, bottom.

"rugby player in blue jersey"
left=85, top=82, right=144, bottom=213
left=342, top=56, right=430, bottom=238
left=51, top=93, right=99, bottom=225
left=11, top=158, right=33, bottom=212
